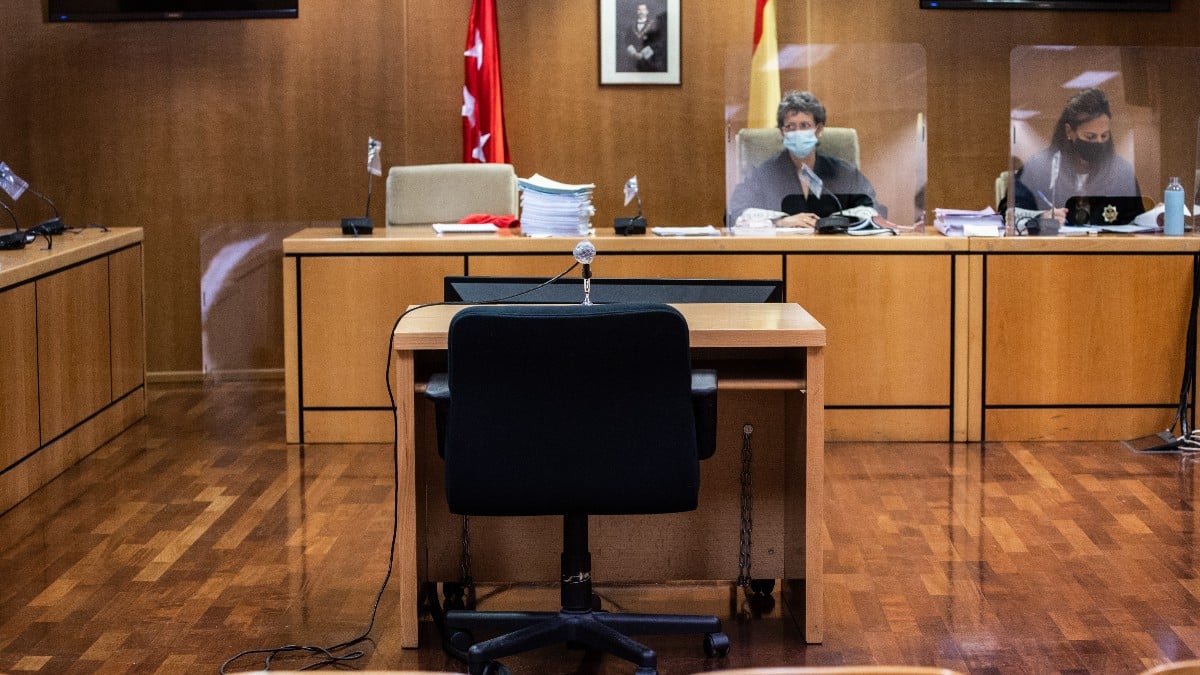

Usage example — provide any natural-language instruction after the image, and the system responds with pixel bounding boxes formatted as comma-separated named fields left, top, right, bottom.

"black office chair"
left=425, top=303, right=729, bottom=675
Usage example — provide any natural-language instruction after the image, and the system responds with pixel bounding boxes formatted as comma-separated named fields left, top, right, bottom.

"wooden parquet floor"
left=2, top=380, right=1200, bottom=674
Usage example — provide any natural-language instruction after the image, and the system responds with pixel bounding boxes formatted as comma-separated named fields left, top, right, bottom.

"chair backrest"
left=442, top=304, right=700, bottom=517
left=735, top=126, right=860, bottom=184
left=995, top=169, right=1011, bottom=209
left=385, top=163, right=518, bottom=227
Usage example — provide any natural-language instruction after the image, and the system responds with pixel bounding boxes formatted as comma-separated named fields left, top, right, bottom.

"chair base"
left=445, top=608, right=728, bottom=675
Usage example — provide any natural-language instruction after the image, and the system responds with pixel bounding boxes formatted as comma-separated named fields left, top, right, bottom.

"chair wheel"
left=749, top=578, right=776, bottom=596
left=704, top=631, right=731, bottom=657
left=449, top=629, right=475, bottom=652
left=475, top=661, right=509, bottom=675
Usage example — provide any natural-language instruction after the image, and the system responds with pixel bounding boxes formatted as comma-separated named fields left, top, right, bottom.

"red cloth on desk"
left=459, top=213, right=519, bottom=228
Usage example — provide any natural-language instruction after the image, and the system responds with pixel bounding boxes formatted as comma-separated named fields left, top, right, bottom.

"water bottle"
left=1164, top=176, right=1185, bottom=235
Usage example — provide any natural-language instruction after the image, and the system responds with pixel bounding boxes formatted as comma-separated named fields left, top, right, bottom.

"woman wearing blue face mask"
left=1007, top=87, right=1140, bottom=221
left=729, top=90, right=881, bottom=228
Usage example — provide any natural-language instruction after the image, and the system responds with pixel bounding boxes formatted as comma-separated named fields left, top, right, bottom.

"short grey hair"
left=776, top=90, right=826, bottom=128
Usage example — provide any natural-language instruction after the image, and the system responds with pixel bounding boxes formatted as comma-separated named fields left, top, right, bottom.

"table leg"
left=395, top=350, right=420, bottom=648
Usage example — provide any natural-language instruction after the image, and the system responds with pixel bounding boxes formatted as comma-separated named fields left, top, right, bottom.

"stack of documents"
left=933, top=207, right=1005, bottom=237
left=517, top=174, right=595, bottom=237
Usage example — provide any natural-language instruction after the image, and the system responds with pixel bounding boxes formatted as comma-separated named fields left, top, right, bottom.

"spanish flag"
left=748, top=0, right=780, bottom=129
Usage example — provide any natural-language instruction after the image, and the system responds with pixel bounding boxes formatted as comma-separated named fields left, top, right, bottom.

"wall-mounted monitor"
left=920, top=0, right=1168, bottom=9
left=48, top=1, right=299, bottom=22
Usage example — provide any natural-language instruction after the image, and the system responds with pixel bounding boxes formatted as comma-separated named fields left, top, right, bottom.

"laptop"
left=1064, top=195, right=1146, bottom=226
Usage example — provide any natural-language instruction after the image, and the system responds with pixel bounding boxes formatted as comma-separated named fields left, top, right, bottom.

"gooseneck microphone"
left=0, top=200, right=26, bottom=250
left=27, top=187, right=64, bottom=235
left=573, top=240, right=596, bottom=306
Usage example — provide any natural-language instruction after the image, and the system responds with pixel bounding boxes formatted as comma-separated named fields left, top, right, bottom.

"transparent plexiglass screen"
left=725, top=43, right=928, bottom=228
left=1009, top=46, right=1200, bottom=225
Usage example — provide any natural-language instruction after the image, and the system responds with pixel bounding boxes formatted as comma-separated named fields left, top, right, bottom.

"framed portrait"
left=599, top=0, right=680, bottom=85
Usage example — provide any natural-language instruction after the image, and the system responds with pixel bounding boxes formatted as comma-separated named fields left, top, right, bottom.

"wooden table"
left=391, top=302, right=827, bottom=646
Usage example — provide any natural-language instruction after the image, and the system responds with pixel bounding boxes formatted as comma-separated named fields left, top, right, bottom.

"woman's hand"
left=776, top=212, right=819, bottom=228
left=1043, top=207, right=1067, bottom=224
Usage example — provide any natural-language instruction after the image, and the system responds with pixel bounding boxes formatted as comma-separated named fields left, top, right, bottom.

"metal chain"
left=736, top=423, right=754, bottom=588
left=460, top=515, right=474, bottom=587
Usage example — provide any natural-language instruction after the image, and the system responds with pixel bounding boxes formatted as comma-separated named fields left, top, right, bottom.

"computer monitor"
left=443, top=276, right=784, bottom=304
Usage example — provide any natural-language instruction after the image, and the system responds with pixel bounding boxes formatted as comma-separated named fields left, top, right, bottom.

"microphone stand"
left=0, top=200, right=26, bottom=250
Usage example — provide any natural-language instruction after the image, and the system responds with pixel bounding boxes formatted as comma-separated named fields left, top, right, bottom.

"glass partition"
left=1009, top=46, right=1200, bottom=229
left=725, top=43, right=928, bottom=229
left=200, top=221, right=306, bottom=379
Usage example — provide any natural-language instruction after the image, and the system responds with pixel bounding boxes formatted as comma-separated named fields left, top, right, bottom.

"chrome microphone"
left=573, top=240, right=596, bottom=305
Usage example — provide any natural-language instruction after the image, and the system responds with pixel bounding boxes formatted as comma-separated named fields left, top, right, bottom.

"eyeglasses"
left=780, top=122, right=817, bottom=132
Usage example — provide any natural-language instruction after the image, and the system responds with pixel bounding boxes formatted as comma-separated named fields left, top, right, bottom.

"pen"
left=1036, top=190, right=1055, bottom=209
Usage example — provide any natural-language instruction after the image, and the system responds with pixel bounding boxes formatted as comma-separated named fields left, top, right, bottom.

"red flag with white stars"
left=463, top=0, right=510, bottom=164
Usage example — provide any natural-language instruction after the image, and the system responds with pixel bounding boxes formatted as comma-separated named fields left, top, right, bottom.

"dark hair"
left=1050, top=87, right=1112, bottom=152
left=776, top=90, right=827, bottom=128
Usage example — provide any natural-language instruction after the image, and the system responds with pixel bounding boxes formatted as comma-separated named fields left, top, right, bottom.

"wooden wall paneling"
left=36, top=258, right=112, bottom=443
left=494, top=2, right=744, bottom=231
left=108, top=245, right=145, bottom=399
left=984, top=254, right=1191, bottom=406
left=11, top=0, right=409, bottom=376
left=0, top=284, right=41, bottom=471
left=7, top=0, right=1200, bottom=378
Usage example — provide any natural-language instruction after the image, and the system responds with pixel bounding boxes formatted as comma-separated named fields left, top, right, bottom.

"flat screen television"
left=48, top=1, right=299, bottom=22
left=920, top=0, right=1168, bottom=8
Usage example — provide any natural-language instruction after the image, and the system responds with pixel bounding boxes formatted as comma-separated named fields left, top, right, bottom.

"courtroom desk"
left=391, top=302, right=826, bottom=646
left=284, top=227, right=964, bottom=444
left=965, top=234, right=1200, bottom=441
left=0, top=228, right=145, bottom=514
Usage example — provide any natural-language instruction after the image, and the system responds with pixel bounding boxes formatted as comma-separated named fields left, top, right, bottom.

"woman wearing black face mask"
left=1007, top=87, right=1141, bottom=222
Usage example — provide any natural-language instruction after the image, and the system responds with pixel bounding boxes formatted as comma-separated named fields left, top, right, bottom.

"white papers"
left=934, top=207, right=1005, bottom=237
left=517, top=173, right=595, bottom=237
left=518, top=173, right=595, bottom=194
left=729, top=225, right=814, bottom=236
left=432, top=223, right=499, bottom=234
left=651, top=225, right=721, bottom=237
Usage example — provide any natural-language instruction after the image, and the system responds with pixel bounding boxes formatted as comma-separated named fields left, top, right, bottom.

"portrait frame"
left=599, top=0, right=680, bottom=85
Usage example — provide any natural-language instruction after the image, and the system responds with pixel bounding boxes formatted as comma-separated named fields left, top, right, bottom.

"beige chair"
left=385, top=163, right=518, bottom=227
left=1142, top=660, right=1200, bottom=675
left=994, top=169, right=1011, bottom=209
left=696, top=662, right=964, bottom=667
left=734, top=126, right=860, bottom=185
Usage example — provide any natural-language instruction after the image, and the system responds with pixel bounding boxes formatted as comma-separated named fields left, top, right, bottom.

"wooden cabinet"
left=0, top=229, right=145, bottom=514
left=787, top=253, right=956, bottom=441
left=0, top=284, right=39, bottom=472
left=283, top=227, right=1200, bottom=443
left=979, top=250, right=1191, bottom=440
